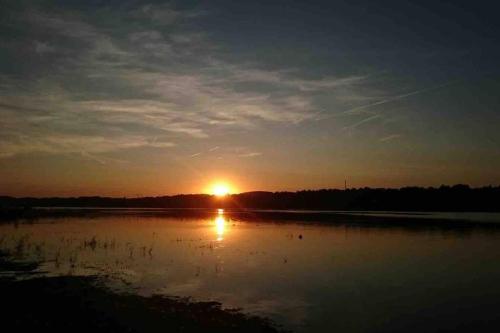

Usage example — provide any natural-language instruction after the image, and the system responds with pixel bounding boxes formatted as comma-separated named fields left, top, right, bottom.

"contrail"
left=342, top=114, right=382, bottom=131
left=320, top=81, right=458, bottom=120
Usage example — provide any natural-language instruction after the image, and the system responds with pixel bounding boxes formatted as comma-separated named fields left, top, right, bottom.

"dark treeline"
left=1, top=184, right=499, bottom=211
left=1, top=184, right=499, bottom=212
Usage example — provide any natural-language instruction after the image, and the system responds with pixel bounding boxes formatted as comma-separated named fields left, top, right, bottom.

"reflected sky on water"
left=1, top=210, right=500, bottom=332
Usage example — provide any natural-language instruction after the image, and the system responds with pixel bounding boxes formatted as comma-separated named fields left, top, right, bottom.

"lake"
left=1, top=209, right=500, bottom=332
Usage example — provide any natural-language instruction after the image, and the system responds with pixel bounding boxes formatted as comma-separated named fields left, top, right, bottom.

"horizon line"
left=2, top=183, right=499, bottom=199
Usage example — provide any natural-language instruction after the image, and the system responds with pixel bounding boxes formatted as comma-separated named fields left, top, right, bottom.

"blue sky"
left=1, top=0, right=499, bottom=196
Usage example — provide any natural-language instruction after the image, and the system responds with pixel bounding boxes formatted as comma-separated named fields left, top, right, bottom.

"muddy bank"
left=0, top=253, right=284, bottom=333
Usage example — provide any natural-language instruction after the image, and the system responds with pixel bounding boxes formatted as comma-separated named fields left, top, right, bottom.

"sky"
left=1, top=0, right=500, bottom=196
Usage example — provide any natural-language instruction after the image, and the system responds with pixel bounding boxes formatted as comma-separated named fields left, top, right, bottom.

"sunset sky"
left=1, top=0, right=499, bottom=196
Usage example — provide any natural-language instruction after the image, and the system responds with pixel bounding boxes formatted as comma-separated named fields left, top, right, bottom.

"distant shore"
left=2, top=185, right=500, bottom=212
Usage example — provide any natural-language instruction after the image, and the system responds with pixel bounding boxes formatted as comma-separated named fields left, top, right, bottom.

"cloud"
left=133, top=3, right=204, bottom=24
left=0, top=4, right=380, bottom=159
left=380, top=134, right=402, bottom=142
left=128, top=30, right=173, bottom=57
left=238, top=152, right=262, bottom=158
left=129, top=30, right=163, bottom=42
left=0, top=132, right=175, bottom=157
left=34, top=41, right=55, bottom=54
left=210, top=63, right=368, bottom=95
left=79, top=151, right=129, bottom=165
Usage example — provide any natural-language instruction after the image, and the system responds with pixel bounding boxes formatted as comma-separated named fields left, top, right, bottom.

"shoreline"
left=0, top=251, right=285, bottom=333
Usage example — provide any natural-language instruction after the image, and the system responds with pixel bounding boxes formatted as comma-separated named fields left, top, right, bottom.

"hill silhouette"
left=1, top=184, right=499, bottom=212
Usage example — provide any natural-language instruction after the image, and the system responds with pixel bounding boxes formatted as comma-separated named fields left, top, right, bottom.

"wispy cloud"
left=79, top=151, right=129, bottom=165
left=0, top=4, right=380, bottom=160
left=379, top=134, right=402, bottom=142
left=34, top=41, right=55, bottom=54
left=238, top=152, right=262, bottom=158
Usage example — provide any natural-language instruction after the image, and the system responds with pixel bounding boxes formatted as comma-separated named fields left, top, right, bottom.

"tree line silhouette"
left=1, top=184, right=499, bottom=212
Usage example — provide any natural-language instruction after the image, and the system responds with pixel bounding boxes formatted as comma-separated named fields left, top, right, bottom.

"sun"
left=212, top=183, right=230, bottom=197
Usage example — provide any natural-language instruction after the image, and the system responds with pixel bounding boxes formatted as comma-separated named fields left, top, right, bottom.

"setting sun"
left=211, top=183, right=231, bottom=197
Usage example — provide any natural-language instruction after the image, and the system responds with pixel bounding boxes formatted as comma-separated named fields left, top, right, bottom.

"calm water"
left=1, top=209, right=500, bottom=332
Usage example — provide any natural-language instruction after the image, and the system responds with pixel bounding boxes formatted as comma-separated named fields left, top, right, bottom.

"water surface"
left=1, top=209, right=500, bottom=332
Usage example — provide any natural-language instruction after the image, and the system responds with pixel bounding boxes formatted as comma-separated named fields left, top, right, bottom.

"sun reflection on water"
left=214, top=209, right=226, bottom=241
